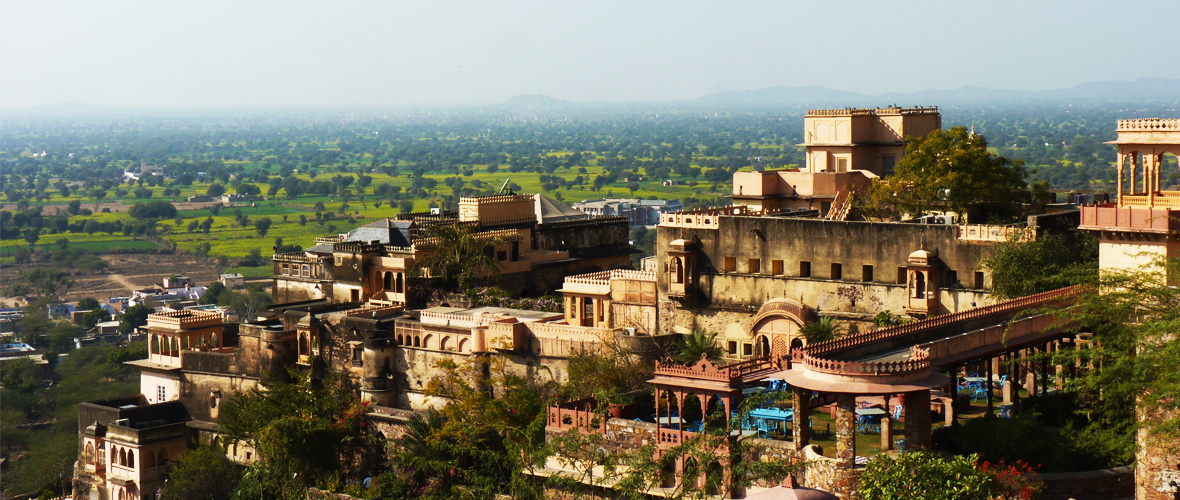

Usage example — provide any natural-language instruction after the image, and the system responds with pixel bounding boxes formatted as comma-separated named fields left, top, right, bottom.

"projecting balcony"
left=1079, top=203, right=1180, bottom=234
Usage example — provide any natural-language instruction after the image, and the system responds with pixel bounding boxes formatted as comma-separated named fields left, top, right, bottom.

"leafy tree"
left=81, top=308, right=111, bottom=329
left=221, top=370, right=372, bottom=499
left=5, top=268, right=74, bottom=301
left=800, top=316, right=839, bottom=343
left=77, top=297, right=100, bottom=310
left=206, top=182, right=226, bottom=197
left=675, top=329, right=723, bottom=364
left=410, top=224, right=501, bottom=290
left=66, top=200, right=81, bottom=215
left=118, top=304, right=154, bottom=335
left=254, top=216, right=272, bottom=236
left=133, top=187, right=152, bottom=199
left=984, top=230, right=1098, bottom=299
left=159, top=445, right=242, bottom=500
left=863, top=127, right=1035, bottom=223
left=128, top=200, right=177, bottom=220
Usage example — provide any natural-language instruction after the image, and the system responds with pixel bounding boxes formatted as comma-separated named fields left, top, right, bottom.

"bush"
left=859, top=452, right=1001, bottom=500
left=932, top=412, right=1132, bottom=471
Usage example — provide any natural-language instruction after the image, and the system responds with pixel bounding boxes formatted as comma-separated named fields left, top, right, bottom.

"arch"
left=914, top=272, right=926, bottom=297
left=661, top=456, right=678, bottom=488
left=382, top=271, right=392, bottom=290
left=705, top=460, right=725, bottom=495
left=151, top=450, right=158, bottom=468
left=413, top=336, right=421, bottom=348
left=756, top=335, right=771, bottom=357
left=439, top=336, right=450, bottom=351
left=396, top=334, right=404, bottom=345
left=158, top=448, right=169, bottom=466
left=119, top=448, right=127, bottom=466
left=299, top=333, right=309, bottom=355
left=422, top=334, right=434, bottom=350
left=84, top=442, right=95, bottom=463
left=671, top=256, right=683, bottom=284
left=680, top=392, right=704, bottom=430
left=395, top=273, right=404, bottom=293
left=457, top=337, right=469, bottom=353
left=127, top=450, right=135, bottom=468
left=789, top=337, right=804, bottom=356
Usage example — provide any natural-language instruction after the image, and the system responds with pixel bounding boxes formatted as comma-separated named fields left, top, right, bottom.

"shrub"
left=859, top=452, right=1000, bottom=500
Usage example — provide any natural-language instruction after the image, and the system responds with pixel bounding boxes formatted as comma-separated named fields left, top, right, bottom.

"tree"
left=66, top=200, right=81, bottom=215
left=77, top=297, right=100, bottom=310
left=5, top=268, right=74, bottom=302
left=984, top=230, right=1098, bottom=299
left=23, top=228, right=39, bottom=246
left=800, top=316, right=839, bottom=343
left=627, top=181, right=640, bottom=196
left=675, top=329, right=723, bottom=364
left=128, top=200, right=178, bottom=220
left=118, top=305, right=154, bottom=335
left=81, top=308, right=111, bottom=329
left=133, top=187, right=152, bottom=199
left=862, top=127, right=1033, bottom=223
left=410, top=224, right=501, bottom=290
left=206, top=183, right=226, bottom=197
left=254, top=216, right=272, bottom=237
left=159, top=446, right=242, bottom=500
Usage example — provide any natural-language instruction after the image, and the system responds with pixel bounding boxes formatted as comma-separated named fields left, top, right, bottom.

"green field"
left=2, top=162, right=723, bottom=260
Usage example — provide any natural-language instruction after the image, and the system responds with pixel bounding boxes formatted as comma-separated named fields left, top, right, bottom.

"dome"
left=907, top=247, right=938, bottom=266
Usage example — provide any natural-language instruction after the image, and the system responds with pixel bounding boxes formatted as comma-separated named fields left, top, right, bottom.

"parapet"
left=147, top=310, right=222, bottom=331
left=805, top=106, right=939, bottom=117
left=1116, top=118, right=1180, bottom=132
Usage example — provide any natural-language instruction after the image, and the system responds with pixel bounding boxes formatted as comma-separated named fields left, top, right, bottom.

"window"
left=836, top=157, right=849, bottom=172
left=724, top=256, right=736, bottom=272
left=800, top=261, right=811, bottom=278
left=897, top=267, right=907, bottom=284
left=727, top=341, right=738, bottom=355
left=335, top=255, right=343, bottom=266
left=742, top=343, right=753, bottom=356
left=510, top=241, right=520, bottom=262
left=883, top=155, right=897, bottom=175
left=862, top=265, right=874, bottom=282
left=820, top=201, right=832, bottom=214
left=974, top=271, right=985, bottom=289
left=350, top=289, right=360, bottom=302
left=945, top=270, right=958, bottom=286
left=771, top=260, right=784, bottom=275
left=831, top=263, right=843, bottom=280
left=157, top=385, right=166, bottom=402
left=496, top=250, right=507, bottom=261
left=747, top=258, right=761, bottom=274
left=351, top=346, right=363, bottom=367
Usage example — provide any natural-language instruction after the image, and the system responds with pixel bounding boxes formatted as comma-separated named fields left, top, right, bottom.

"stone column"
left=944, top=397, right=956, bottom=426
left=903, top=390, right=932, bottom=451
left=880, top=416, right=893, bottom=451
left=791, top=387, right=811, bottom=450
left=834, top=394, right=857, bottom=468
left=1002, top=381, right=1014, bottom=404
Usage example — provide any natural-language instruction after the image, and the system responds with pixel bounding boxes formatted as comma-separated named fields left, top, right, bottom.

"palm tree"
left=675, top=329, right=723, bottom=364
left=800, top=317, right=839, bottom=343
left=410, top=224, right=501, bottom=290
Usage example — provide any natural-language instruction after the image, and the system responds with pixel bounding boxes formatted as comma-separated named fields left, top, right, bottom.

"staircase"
left=827, top=191, right=853, bottom=221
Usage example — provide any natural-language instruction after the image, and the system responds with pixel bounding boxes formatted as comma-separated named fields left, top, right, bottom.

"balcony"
left=1118, top=191, right=1180, bottom=209
left=1079, top=203, right=1180, bottom=234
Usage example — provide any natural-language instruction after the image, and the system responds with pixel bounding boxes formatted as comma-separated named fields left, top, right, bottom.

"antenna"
left=498, top=178, right=511, bottom=195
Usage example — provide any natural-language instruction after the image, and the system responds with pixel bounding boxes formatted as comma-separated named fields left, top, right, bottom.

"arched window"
left=127, top=450, right=135, bottom=468
left=395, top=273, right=404, bottom=293
left=119, top=448, right=127, bottom=466
left=423, top=334, right=434, bottom=350
left=915, top=272, right=926, bottom=297
left=439, top=336, right=450, bottom=351
left=158, top=448, right=169, bottom=466
left=458, top=338, right=469, bottom=353
left=84, top=443, right=95, bottom=463
left=383, top=272, right=392, bottom=290
left=413, top=336, right=421, bottom=348
left=299, top=333, right=309, bottom=356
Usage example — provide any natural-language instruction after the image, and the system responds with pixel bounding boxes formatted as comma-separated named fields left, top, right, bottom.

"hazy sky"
left=2, top=1, right=1178, bottom=108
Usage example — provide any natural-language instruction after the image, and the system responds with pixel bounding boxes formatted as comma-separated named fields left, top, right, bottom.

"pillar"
left=791, top=387, right=811, bottom=450
left=834, top=394, right=857, bottom=468
left=986, top=356, right=994, bottom=415
left=1002, top=381, right=1014, bottom=404
left=1116, top=152, right=1124, bottom=202
left=944, top=397, right=956, bottom=426
left=948, top=365, right=958, bottom=422
left=880, top=416, right=893, bottom=451
left=903, top=390, right=932, bottom=451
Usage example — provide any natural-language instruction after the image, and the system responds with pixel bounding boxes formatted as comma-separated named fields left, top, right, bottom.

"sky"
left=2, top=0, right=1178, bottom=109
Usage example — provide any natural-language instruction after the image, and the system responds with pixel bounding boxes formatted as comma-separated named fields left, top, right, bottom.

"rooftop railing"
left=794, top=345, right=930, bottom=377
left=1117, top=118, right=1180, bottom=132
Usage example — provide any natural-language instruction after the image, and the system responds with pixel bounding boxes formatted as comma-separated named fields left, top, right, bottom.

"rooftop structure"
left=572, top=198, right=683, bottom=226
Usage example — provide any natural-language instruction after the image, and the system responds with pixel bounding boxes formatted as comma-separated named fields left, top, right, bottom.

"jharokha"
left=73, top=113, right=1180, bottom=500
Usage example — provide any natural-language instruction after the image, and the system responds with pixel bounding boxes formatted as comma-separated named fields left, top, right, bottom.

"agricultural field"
left=2, top=102, right=1177, bottom=265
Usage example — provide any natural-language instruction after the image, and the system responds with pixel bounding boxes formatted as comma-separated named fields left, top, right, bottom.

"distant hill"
left=7, top=102, right=111, bottom=115
left=697, top=78, right=1180, bottom=106
left=500, top=94, right=576, bottom=112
